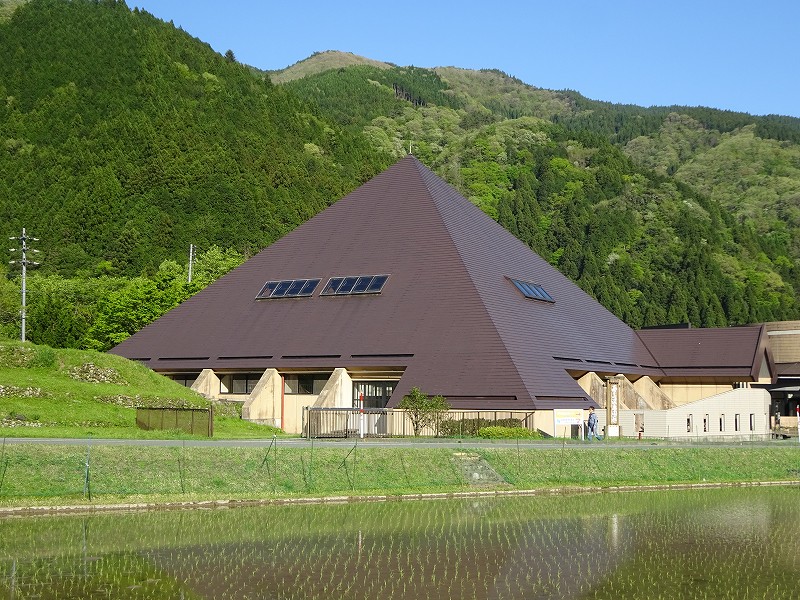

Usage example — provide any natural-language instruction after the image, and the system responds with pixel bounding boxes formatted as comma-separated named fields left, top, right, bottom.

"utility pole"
left=187, top=243, right=195, bottom=283
left=9, top=228, right=40, bottom=342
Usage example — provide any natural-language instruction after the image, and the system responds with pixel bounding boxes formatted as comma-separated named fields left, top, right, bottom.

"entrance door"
left=352, top=381, right=395, bottom=408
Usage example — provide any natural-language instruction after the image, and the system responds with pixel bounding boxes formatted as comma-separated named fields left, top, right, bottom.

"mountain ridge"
left=1, top=0, right=798, bottom=350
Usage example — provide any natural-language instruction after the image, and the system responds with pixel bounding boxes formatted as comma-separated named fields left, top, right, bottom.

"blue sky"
left=134, top=1, right=799, bottom=118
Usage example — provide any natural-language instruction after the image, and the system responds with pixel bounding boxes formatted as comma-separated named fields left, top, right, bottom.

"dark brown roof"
left=636, top=325, right=772, bottom=381
left=110, top=156, right=678, bottom=408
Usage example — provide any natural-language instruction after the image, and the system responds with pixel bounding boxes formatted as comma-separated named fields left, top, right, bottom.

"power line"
left=9, top=228, right=40, bottom=342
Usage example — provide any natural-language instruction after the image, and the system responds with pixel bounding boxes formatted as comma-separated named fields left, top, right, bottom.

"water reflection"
left=1, top=487, right=799, bottom=599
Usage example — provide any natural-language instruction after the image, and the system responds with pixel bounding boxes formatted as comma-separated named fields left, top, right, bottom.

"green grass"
left=0, top=340, right=282, bottom=439
left=0, top=443, right=797, bottom=508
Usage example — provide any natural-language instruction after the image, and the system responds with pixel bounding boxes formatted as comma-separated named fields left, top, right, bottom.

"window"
left=284, top=374, right=329, bottom=395
left=256, top=278, right=320, bottom=299
left=170, top=373, right=200, bottom=388
left=353, top=381, right=396, bottom=409
left=510, top=278, right=554, bottom=303
left=749, top=413, right=755, bottom=431
left=321, top=274, right=389, bottom=296
left=703, top=414, right=709, bottom=433
left=720, top=414, right=725, bottom=432
left=687, top=414, right=693, bottom=433
left=735, top=414, right=741, bottom=432
left=220, top=373, right=263, bottom=395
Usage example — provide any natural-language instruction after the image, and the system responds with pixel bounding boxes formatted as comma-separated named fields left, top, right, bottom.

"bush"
left=440, top=418, right=491, bottom=437
left=398, top=387, right=450, bottom=436
left=440, top=417, right=525, bottom=437
left=477, top=426, right=541, bottom=439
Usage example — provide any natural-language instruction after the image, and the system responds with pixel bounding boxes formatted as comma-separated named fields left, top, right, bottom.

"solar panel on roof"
left=337, top=276, right=359, bottom=294
left=510, top=278, right=554, bottom=303
left=256, top=278, right=321, bottom=299
left=366, top=274, right=389, bottom=293
left=352, top=276, right=373, bottom=293
left=321, top=274, right=390, bottom=296
left=272, top=280, right=293, bottom=297
left=285, top=280, right=306, bottom=296
left=299, top=279, right=320, bottom=296
left=321, top=277, right=344, bottom=295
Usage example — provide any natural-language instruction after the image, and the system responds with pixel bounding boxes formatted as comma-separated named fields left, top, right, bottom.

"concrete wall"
left=632, top=376, right=675, bottom=410
left=658, top=383, right=735, bottom=406
left=617, top=388, right=771, bottom=440
left=577, top=372, right=606, bottom=408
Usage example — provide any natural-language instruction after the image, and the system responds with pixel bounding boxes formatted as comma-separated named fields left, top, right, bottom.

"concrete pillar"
left=242, top=368, right=281, bottom=426
left=191, top=369, right=221, bottom=400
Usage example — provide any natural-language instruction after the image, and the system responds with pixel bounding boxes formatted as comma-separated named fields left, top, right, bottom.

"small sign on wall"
left=554, top=408, right=584, bottom=438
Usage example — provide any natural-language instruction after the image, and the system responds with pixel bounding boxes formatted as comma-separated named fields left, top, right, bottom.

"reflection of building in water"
left=3, top=491, right=799, bottom=599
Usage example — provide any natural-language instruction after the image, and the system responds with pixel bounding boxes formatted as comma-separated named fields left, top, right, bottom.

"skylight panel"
left=321, top=277, right=344, bottom=295
left=272, top=280, right=293, bottom=297
left=256, top=278, right=321, bottom=299
left=321, top=274, right=390, bottom=296
left=510, top=278, right=554, bottom=303
left=299, top=279, right=320, bottom=295
left=352, top=276, right=374, bottom=294
left=366, top=274, right=389, bottom=293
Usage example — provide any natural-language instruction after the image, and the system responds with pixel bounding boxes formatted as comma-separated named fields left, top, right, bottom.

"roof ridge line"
left=413, top=158, right=535, bottom=401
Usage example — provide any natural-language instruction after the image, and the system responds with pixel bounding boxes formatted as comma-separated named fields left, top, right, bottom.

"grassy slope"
left=0, top=340, right=279, bottom=438
left=0, top=443, right=797, bottom=507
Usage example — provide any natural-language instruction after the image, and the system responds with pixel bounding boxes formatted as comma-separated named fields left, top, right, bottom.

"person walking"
left=587, top=406, right=602, bottom=441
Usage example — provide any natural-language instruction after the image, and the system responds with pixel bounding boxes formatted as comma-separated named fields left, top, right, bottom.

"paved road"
left=1, top=436, right=793, bottom=449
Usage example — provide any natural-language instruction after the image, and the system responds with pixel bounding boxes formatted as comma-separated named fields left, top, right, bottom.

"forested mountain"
left=282, top=53, right=800, bottom=328
left=1, top=2, right=799, bottom=351
left=0, top=0, right=388, bottom=277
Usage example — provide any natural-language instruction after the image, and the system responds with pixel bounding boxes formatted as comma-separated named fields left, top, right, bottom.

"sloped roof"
left=636, top=325, right=772, bottom=381
left=111, top=156, right=663, bottom=409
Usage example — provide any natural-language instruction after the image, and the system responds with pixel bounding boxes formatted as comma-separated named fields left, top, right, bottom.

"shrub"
left=477, top=426, right=541, bottom=439
left=398, top=387, right=450, bottom=436
left=440, top=418, right=491, bottom=437
left=440, top=417, right=525, bottom=437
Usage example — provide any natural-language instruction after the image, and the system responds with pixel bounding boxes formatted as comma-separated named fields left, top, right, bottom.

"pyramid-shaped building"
left=112, top=156, right=774, bottom=433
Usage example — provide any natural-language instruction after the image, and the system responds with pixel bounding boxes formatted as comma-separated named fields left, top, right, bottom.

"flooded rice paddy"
left=1, top=486, right=799, bottom=599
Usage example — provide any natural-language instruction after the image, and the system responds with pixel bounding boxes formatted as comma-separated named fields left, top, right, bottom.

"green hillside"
left=0, top=338, right=278, bottom=437
left=1, top=0, right=799, bottom=351
left=0, top=338, right=204, bottom=432
left=283, top=61, right=800, bottom=327
left=0, top=0, right=389, bottom=277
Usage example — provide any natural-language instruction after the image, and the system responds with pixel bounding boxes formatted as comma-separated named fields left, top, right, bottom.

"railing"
left=303, top=408, right=539, bottom=439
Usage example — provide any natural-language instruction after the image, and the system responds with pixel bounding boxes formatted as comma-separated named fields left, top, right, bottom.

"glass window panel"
left=272, top=280, right=293, bottom=297
left=366, top=274, right=389, bottom=293
left=300, top=279, right=320, bottom=296
left=337, top=276, right=359, bottom=294
left=536, top=285, right=554, bottom=302
left=321, top=278, right=344, bottom=295
left=352, top=276, right=373, bottom=293
left=313, top=376, right=328, bottom=395
left=231, top=375, right=248, bottom=394
left=284, top=279, right=306, bottom=296
left=257, top=281, right=279, bottom=298
left=529, top=285, right=547, bottom=301
left=511, top=278, right=554, bottom=303
left=284, top=375, right=298, bottom=394
left=512, top=279, right=529, bottom=297
left=298, top=375, right=314, bottom=394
